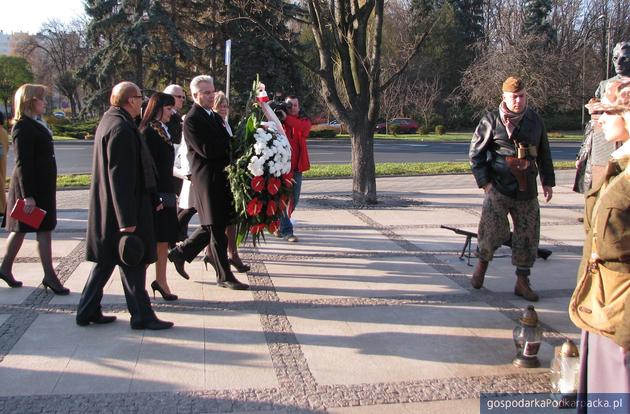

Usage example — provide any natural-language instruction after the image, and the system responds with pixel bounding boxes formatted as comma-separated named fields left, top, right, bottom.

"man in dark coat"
left=163, top=84, right=185, bottom=195
left=76, top=81, right=174, bottom=330
left=468, top=76, right=555, bottom=302
left=167, top=75, right=248, bottom=290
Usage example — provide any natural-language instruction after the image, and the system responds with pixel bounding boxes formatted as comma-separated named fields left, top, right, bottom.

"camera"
left=269, top=100, right=292, bottom=122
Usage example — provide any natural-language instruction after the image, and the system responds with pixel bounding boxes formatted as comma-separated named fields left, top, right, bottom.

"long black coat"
left=85, top=107, right=157, bottom=265
left=7, top=117, right=57, bottom=232
left=141, top=123, right=175, bottom=194
left=183, top=104, right=231, bottom=226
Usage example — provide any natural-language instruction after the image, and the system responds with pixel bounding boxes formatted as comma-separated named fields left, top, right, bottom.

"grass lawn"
left=330, top=131, right=583, bottom=142
left=53, top=136, right=80, bottom=141
left=53, top=161, right=576, bottom=188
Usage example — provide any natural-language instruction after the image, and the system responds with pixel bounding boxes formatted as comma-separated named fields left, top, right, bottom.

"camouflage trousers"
left=477, top=187, right=540, bottom=269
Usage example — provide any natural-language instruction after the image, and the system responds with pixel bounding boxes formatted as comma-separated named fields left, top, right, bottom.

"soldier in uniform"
left=468, top=76, right=555, bottom=302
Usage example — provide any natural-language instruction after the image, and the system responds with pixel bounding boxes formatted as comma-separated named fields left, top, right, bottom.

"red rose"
left=250, top=223, right=265, bottom=234
left=267, top=177, right=281, bottom=195
left=251, top=176, right=265, bottom=192
left=246, top=198, right=263, bottom=216
left=266, top=199, right=277, bottom=216
left=282, top=172, right=294, bottom=189
left=267, top=220, right=280, bottom=234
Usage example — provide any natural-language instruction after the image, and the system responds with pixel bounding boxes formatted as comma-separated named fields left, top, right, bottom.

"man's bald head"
left=110, top=82, right=141, bottom=107
left=110, top=81, right=142, bottom=117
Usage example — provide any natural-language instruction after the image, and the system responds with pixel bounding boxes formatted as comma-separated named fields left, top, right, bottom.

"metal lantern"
left=550, top=339, right=580, bottom=394
left=512, top=305, right=543, bottom=368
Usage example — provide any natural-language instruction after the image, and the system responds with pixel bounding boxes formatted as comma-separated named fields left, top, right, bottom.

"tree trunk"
left=350, top=122, right=377, bottom=204
left=75, top=92, right=82, bottom=113
left=69, top=95, right=77, bottom=118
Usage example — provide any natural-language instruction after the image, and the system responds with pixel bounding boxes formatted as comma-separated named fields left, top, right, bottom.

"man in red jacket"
left=279, top=96, right=311, bottom=242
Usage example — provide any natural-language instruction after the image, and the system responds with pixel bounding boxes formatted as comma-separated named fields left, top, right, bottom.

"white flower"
left=253, top=141, right=267, bottom=155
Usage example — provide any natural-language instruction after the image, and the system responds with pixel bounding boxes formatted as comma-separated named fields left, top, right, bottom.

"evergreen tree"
left=523, top=0, right=556, bottom=46
left=79, top=0, right=192, bottom=111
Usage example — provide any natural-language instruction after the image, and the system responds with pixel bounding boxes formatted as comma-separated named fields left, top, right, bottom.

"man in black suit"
left=167, top=75, right=248, bottom=290
left=76, top=81, right=173, bottom=330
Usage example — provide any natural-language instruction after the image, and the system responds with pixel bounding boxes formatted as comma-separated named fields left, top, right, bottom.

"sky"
left=0, top=0, right=85, bottom=34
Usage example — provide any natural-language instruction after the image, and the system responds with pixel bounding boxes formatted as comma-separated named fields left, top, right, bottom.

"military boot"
left=471, top=259, right=489, bottom=289
left=514, top=273, right=539, bottom=302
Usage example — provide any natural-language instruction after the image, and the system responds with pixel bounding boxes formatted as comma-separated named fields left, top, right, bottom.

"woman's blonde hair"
left=213, top=91, right=229, bottom=110
left=13, top=84, right=47, bottom=122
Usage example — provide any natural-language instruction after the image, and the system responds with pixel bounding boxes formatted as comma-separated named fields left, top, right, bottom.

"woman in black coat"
left=0, top=84, right=68, bottom=294
left=140, top=93, right=179, bottom=300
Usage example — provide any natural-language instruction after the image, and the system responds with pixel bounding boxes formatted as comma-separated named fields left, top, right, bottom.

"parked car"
left=375, top=118, right=418, bottom=134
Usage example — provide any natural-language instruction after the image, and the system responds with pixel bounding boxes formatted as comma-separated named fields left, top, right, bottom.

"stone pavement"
left=0, top=171, right=584, bottom=413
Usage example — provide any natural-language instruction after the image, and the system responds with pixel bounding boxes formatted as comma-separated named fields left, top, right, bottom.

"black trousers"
left=76, top=261, right=156, bottom=326
left=175, top=224, right=234, bottom=282
left=176, top=207, right=197, bottom=242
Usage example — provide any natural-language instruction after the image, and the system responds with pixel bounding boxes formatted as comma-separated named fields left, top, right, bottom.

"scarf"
left=499, top=102, right=526, bottom=139
left=149, top=120, right=173, bottom=146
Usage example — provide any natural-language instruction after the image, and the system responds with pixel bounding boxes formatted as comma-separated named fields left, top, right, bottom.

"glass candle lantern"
left=512, top=305, right=543, bottom=368
left=550, top=339, right=580, bottom=394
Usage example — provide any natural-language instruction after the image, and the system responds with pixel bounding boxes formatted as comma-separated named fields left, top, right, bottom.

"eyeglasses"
left=174, top=95, right=186, bottom=99
left=197, top=90, right=214, bottom=96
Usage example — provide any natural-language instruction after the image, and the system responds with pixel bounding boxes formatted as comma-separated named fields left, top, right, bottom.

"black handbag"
left=158, top=192, right=177, bottom=208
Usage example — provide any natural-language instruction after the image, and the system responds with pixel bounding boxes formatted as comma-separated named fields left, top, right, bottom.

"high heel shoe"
left=202, top=255, right=219, bottom=280
left=150, top=281, right=178, bottom=301
left=0, top=271, right=23, bottom=288
left=228, top=258, right=250, bottom=273
left=42, top=275, right=69, bottom=295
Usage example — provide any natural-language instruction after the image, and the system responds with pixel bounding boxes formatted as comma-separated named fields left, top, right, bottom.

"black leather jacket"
left=469, top=108, right=555, bottom=200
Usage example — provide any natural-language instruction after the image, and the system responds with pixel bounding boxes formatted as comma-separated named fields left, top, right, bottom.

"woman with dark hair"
left=140, top=92, right=179, bottom=300
left=1, top=84, right=68, bottom=294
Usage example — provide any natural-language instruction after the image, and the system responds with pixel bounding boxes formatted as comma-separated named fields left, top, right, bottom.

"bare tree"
left=15, top=19, right=88, bottom=117
left=459, top=0, right=630, bottom=116
left=411, top=76, right=441, bottom=129
left=233, top=0, right=437, bottom=203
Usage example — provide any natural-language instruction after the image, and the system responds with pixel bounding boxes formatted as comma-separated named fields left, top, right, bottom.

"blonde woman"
left=572, top=78, right=630, bottom=401
left=1, top=84, right=68, bottom=294
left=213, top=91, right=249, bottom=273
left=0, top=111, right=9, bottom=225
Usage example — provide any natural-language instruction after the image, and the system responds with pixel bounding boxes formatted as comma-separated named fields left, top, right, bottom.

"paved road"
left=6, top=139, right=580, bottom=174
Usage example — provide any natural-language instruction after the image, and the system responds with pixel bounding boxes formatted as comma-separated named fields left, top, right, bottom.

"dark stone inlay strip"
left=0, top=288, right=575, bottom=316
left=0, top=372, right=550, bottom=413
left=247, top=254, right=321, bottom=406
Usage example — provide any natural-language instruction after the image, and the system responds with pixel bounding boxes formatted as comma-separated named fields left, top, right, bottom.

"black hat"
left=118, top=234, right=144, bottom=266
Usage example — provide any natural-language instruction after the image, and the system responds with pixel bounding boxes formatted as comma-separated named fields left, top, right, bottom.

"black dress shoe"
left=76, top=313, right=117, bottom=326
left=228, top=258, right=251, bottom=273
left=167, top=248, right=190, bottom=280
left=217, top=280, right=250, bottom=290
left=131, top=319, right=174, bottom=330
